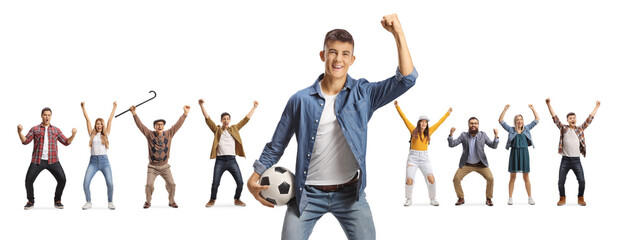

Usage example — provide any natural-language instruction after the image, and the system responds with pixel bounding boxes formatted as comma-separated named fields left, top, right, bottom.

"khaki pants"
left=453, top=164, right=494, bottom=199
left=146, top=164, right=176, bottom=204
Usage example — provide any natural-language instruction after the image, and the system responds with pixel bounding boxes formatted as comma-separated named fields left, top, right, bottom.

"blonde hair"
left=513, top=114, right=524, bottom=132
left=89, top=118, right=109, bottom=149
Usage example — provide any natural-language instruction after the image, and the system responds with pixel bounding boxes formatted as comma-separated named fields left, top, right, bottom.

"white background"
left=1, top=0, right=628, bottom=239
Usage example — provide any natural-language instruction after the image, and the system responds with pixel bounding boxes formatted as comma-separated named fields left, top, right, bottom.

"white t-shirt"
left=91, top=133, right=108, bottom=155
left=41, top=127, right=49, bottom=160
left=306, top=86, right=359, bottom=185
left=562, top=128, right=581, bottom=157
left=217, top=130, right=236, bottom=156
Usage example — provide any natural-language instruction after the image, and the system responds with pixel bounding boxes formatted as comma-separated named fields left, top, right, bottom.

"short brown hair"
left=323, top=29, right=354, bottom=51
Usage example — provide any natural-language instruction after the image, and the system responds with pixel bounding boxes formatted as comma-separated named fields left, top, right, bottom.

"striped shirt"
left=552, top=115, right=594, bottom=157
left=23, top=124, right=70, bottom=164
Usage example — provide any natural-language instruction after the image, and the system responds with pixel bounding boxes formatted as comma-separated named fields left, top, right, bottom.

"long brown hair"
left=89, top=118, right=109, bottom=149
left=411, top=120, right=430, bottom=143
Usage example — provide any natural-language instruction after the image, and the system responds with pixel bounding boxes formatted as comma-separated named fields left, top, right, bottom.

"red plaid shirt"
left=553, top=115, right=594, bottom=157
left=23, top=124, right=70, bottom=164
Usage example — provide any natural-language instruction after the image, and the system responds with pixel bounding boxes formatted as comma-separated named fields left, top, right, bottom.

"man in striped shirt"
left=18, top=107, right=77, bottom=210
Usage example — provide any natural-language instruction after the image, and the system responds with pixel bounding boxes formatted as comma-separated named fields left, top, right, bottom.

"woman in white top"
left=81, top=101, right=117, bottom=210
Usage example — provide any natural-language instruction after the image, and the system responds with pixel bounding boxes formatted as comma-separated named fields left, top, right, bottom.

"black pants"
left=558, top=156, right=585, bottom=197
left=25, top=160, right=67, bottom=203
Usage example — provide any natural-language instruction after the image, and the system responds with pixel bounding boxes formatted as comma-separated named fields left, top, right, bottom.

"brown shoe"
left=557, top=197, right=566, bottom=206
left=578, top=197, right=587, bottom=206
left=455, top=198, right=465, bottom=206
left=486, top=198, right=494, bottom=206
left=143, top=202, right=151, bottom=209
left=169, top=202, right=179, bottom=208
left=234, top=198, right=246, bottom=207
left=205, top=199, right=215, bottom=208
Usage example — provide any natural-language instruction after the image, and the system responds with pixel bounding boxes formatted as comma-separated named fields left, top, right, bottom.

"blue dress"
left=508, top=133, right=530, bottom=173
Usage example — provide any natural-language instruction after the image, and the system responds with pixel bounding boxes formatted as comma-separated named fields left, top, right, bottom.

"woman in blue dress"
left=499, top=104, right=539, bottom=205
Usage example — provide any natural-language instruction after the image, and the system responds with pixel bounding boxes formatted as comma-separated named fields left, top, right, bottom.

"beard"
left=468, top=127, right=478, bottom=135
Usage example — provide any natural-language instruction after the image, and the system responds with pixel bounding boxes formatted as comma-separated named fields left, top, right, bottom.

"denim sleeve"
left=367, top=67, right=418, bottom=111
left=500, top=121, right=512, bottom=132
left=525, top=119, right=538, bottom=130
left=253, top=95, right=297, bottom=175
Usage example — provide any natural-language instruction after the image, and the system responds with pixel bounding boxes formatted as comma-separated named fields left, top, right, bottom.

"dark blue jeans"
left=211, top=155, right=244, bottom=200
left=558, top=156, right=586, bottom=197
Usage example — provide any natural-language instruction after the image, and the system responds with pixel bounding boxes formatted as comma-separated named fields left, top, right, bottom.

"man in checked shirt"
left=18, top=107, right=77, bottom=210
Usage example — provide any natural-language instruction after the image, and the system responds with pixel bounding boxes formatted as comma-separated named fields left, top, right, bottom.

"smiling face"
left=514, top=115, right=524, bottom=129
left=41, top=110, right=52, bottom=126
left=567, top=113, right=577, bottom=127
left=221, top=115, right=231, bottom=128
left=154, top=121, right=165, bottom=134
left=320, top=40, right=355, bottom=82
left=418, top=120, right=428, bottom=131
left=468, top=118, right=479, bottom=135
left=95, top=118, right=104, bottom=133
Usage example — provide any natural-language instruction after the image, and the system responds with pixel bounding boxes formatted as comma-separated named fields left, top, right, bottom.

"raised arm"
left=381, top=14, right=413, bottom=76
left=130, top=105, right=152, bottom=136
left=167, top=105, right=190, bottom=135
left=246, top=100, right=259, bottom=119
left=81, top=102, right=93, bottom=134
left=394, top=101, right=414, bottom=132
left=447, top=128, right=463, bottom=147
left=499, top=104, right=509, bottom=123
left=529, top=104, right=540, bottom=122
left=105, top=101, right=117, bottom=135
left=199, top=99, right=218, bottom=133
left=429, top=107, right=452, bottom=134
left=589, top=101, right=601, bottom=117
left=545, top=98, right=557, bottom=117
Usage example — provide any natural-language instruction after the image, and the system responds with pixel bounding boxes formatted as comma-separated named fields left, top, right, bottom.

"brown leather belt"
left=311, top=175, right=359, bottom=192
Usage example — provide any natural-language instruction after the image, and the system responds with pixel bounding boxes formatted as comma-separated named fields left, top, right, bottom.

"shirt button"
left=311, top=137, right=315, bottom=140
left=303, top=171, right=307, bottom=174
left=315, top=120, right=318, bottom=123
left=320, top=103, right=323, bottom=106
left=299, top=188, right=302, bottom=191
left=307, top=153, right=311, bottom=157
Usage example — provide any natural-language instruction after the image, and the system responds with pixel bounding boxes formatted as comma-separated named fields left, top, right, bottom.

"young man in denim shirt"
left=247, top=14, right=417, bottom=240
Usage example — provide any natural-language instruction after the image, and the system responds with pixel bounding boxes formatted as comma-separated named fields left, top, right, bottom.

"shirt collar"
left=309, top=73, right=354, bottom=97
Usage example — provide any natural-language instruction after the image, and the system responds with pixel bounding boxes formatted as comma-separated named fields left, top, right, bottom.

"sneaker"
left=430, top=199, right=439, bottom=206
left=234, top=199, right=246, bottom=207
left=528, top=197, right=535, bottom=205
left=54, top=201, right=64, bottom=209
left=205, top=199, right=215, bottom=208
left=507, top=198, right=513, bottom=205
left=108, top=202, right=116, bottom=210
left=82, top=202, right=92, bottom=210
left=404, top=198, right=412, bottom=207
left=24, top=201, right=34, bottom=210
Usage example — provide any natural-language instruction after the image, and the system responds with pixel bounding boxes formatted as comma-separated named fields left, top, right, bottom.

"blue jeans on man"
left=83, top=155, right=114, bottom=202
left=281, top=182, right=375, bottom=240
left=211, top=155, right=244, bottom=200
left=558, top=156, right=585, bottom=197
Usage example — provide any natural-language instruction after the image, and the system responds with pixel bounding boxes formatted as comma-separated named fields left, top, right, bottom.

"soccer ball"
left=260, top=166, right=295, bottom=206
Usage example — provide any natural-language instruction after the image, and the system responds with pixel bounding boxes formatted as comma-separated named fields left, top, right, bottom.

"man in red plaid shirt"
left=18, top=107, right=77, bottom=210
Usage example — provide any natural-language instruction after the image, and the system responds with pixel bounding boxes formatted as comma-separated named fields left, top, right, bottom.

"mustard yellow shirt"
left=395, top=105, right=450, bottom=151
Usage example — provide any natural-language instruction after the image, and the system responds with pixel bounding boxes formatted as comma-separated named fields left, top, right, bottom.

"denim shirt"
left=499, top=120, right=537, bottom=150
left=254, top=68, right=417, bottom=214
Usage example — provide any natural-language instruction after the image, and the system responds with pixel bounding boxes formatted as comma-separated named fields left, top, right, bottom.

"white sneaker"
left=82, top=202, right=92, bottom=210
left=430, top=199, right=440, bottom=206
left=508, top=198, right=513, bottom=205
left=404, top=198, right=412, bottom=207
left=528, top=197, right=535, bottom=205
left=108, top=202, right=116, bottom=210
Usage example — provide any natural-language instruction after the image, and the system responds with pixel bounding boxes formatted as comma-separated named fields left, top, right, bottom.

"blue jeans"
left=83, top=155, right=114, bottom=202
left=211, top=155, right=244, bottom=200
left=558, top=156, right=585, bottom=197
left=282, top=183, right=375, bottom=240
